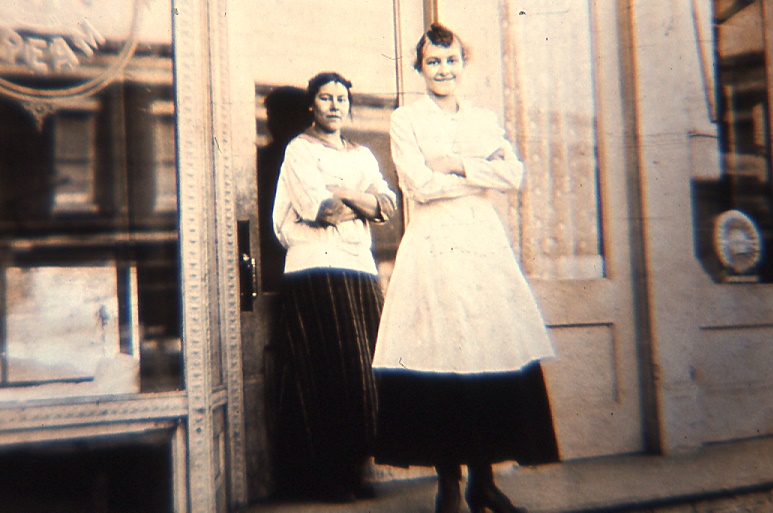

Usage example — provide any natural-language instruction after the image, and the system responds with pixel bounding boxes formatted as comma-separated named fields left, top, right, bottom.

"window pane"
left=0, top=0, right=181, bottom=398
left=693, top=0, right=773, bottom=282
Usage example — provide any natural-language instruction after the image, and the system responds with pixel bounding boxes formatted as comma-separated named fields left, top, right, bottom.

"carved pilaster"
left=0, top=1, right=142, bottom=129
left=173, top=0, right=217, bottom=511
left=208, top=0, right=249, bottom=507
left=501, top=0, right=604, bottom=280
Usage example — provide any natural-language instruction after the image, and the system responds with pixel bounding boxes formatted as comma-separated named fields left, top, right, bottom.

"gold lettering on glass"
left=0, top=0, right=141, bottom=128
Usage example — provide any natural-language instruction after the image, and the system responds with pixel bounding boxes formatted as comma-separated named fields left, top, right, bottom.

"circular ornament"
left=713, top=209, right=762, bottom=274
left=0, top=0, right=141, bottom=103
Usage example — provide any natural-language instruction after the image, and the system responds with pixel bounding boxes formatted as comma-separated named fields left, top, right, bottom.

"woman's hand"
left=316, top=197, right=359, bottom=226
left=328, top=185, right=381, bottom=220
left=426, top=155, right=465, bottom=176
left=327, top=185, right=357, bottom=203
left=487, top=147, right=506, bottom=161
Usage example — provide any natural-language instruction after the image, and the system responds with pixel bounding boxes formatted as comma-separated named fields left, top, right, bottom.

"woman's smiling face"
left=420, top=39, right=465, bottom=97
left=311, top=81, right=350, bottom=133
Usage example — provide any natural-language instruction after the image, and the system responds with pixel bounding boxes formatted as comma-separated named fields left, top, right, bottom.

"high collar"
left=298, top=128, right=358, bottom=151
left=419, top=94, right=468, bottom=118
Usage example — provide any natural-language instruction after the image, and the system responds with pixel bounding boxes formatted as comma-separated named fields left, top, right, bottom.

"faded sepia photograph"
left=0, top=1, right=771, bottom=512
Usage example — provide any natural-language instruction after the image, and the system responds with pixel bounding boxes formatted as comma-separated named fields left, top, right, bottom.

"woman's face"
left=311, top=81, right=350, bottom=134
left=420, top=40, right=465, bottom=97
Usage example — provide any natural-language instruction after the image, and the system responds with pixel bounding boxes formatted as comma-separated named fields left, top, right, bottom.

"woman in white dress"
left=372, top=24, right=558, bottom=513
left=272, top=72, right=397, bottom=501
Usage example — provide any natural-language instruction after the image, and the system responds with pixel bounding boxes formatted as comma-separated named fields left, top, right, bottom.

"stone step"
left=241, top=437, right=773, bottom=513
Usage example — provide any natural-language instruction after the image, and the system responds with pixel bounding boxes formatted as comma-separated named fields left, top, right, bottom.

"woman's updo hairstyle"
left=305, top=71, right=354, bottom=109
left=413, top=22, right=469, bottom=72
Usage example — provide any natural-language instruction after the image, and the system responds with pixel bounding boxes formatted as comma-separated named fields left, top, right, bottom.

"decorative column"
left=502, top=0, right=604, bottom=280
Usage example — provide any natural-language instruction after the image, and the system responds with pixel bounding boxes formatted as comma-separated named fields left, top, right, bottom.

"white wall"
left=245, top=0, right=398, bottom=98
left=438, top=1, right=505, bottom=121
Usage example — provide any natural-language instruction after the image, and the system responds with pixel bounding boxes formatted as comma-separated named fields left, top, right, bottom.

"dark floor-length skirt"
left=374, top=362, right=559, bottom=468
left=270, top=268, right=382, bottom=497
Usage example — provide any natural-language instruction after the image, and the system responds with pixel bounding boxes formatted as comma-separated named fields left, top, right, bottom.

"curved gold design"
left=714, top=209, right=763, bottom=275
left=0, top=0, right=140, bottom=103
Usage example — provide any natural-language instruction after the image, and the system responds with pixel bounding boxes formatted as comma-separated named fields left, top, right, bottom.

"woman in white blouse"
left=372, top=24, right=558, bottom=513
left=271, top=71, right=396, bottom=502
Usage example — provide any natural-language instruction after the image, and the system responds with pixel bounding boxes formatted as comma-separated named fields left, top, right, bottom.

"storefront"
left=245, top=0, right=773, bottom=498
left=0, top=1, right=251, bottom=511
left=0, top=1, right=771, bottom=512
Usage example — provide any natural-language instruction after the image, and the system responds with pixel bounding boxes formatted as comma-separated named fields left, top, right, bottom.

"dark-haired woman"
left=272, top=71, right=396, bottom=501
left=373, top=24, right=559, bottom=513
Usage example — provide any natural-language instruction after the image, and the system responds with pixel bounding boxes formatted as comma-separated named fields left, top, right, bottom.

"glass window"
left=0, top=0, right=181, bottom=398
left=52, top=108, right=99, bottom=214
left=693, top=0, right=773, bottom=282
left=151, top=102, right=178, bottom=214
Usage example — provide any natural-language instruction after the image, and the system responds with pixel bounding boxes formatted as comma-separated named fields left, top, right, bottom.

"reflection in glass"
left=694, top=0, right=773, bottom=282
left=0, top=0, right=181, bottom=397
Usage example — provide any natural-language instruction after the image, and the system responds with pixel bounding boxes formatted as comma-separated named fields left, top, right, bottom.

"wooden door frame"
left=174, top=0, right=249, bottom=509
left=764, top=0, right=773, bottom=152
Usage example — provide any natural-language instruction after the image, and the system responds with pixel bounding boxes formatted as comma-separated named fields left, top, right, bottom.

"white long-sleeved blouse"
left=273, top=132, right=397, bottom=275
left=373, top=96, right=555, bottom=374
left=390, top=95, right=524, bottom=205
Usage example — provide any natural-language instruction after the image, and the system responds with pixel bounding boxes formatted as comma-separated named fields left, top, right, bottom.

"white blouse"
left=373, top=96, right=554, bottom=374
left=273, top=132, right=397, bottom=275
left=390, top=95, right=524, bottom=205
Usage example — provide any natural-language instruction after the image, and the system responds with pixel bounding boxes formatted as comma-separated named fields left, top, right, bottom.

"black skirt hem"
left=373, top=362, right=559, bottom=467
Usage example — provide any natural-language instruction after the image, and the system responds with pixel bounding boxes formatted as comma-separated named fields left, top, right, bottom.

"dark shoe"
left=435, top=464, right=462, bottom=513
left=317, top=485, right=356, bottom=504
left=351, top=481, right=377, bottom=499
left=465, top=482, right=527, bottom=513
left=435, top=486, right=461, bottom=513
left=309, top=476, right=357, bottom=503
left=345, top=460, right=377, bottom=500
left=466, top=463, right=527, bottom=513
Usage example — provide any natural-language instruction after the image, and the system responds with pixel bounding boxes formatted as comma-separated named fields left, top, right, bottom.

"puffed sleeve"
left=390, top=107, right=484, bottom=204
left=361, top=148, right=398, bottom=222
left=277, top=137, right=334, bottom=222
left=459, top=110, right=524, bottom=191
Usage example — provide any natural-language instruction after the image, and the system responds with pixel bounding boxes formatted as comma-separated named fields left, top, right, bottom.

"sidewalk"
left=240, top=436, right=773, bottom=513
